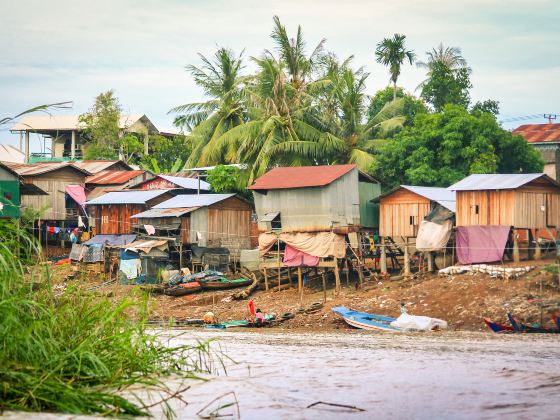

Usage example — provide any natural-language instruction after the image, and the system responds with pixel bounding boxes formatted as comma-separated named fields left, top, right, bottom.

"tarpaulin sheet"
left=456, top=225, right=510, bottom=264
left=416, top=220, right=453, bottom=251
left=69, top=244, right=85, bottom=261
left=84, top=234, right=136, bottom=246
left=259, top=231, right=346, bottom=258
left=83, top=243, right=104, bottom=262
left=283, top=244, right=319, bottom=267
left=65, top=185, right=87, bottom=207
left=119, top=239, right=168, bottom=254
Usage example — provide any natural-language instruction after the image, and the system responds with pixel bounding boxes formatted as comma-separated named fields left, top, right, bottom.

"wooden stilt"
left=277, top=239, right=281, bottom=286
left=322, top=272, right=327, bottom=303
left=427, top=252, right=433, bottom=272
left=263, top=268, right=269, bottom=291
left=334, top=257, right=341, bottom=294
left=380, top=237, right=387, bottom=273
left=345, top=258, right=350, bottom=286
left=403, top=237, right=410, bottom=276
left=288, top=267, right=292, bottom=287
left=179, top=242, right=183, bottom=269
left=527, top=229, right=534, bottom=260
left=513, top=229, right=520, bottom=263
left=535, top=231, right=541, bottom=260
left=298, top=267, right=303, bottom=306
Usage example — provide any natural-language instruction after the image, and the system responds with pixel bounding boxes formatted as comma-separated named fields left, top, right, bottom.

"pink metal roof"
left=248, top=164, right=356, bottom=190
left=512, top=123, right=560, bottom=143
left=86, top=170, right=146, bottom=185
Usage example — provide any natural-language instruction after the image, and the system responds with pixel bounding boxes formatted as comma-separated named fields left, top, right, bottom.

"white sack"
left=390, top=313, right=448, bottom=331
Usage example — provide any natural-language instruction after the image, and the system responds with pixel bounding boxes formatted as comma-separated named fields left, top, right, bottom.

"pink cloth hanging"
left=456, top=225, right=511, bottom=264
left=65, top=185, right=86, bottom=207
left=283, top=244, right=320, bottom=267
left=144, top=224, right=156, bottom=235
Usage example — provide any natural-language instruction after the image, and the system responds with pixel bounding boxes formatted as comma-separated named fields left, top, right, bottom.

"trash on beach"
left=438, top=264, right=534, bottom=279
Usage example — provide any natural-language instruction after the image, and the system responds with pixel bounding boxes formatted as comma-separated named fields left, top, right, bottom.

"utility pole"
left=544, top=114, right=558, bottom=124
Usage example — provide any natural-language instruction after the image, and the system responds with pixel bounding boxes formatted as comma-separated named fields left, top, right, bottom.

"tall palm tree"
left=375, top=34, right=416, bottom=100
left=169, top=47, right=246, bottom=167
left=416, top=43, right=470, bottom=73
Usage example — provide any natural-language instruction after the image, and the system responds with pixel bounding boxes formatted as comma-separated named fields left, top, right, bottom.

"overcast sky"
left=1, top=0, right=559, bottom=152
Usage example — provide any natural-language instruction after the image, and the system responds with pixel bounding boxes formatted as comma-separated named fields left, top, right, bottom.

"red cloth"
left=283, top=244, right=320, bottom=267
left=456, top=225, right=511, bottom=264
left=248, top=300, right=255, bottom=316
left=65, top=185, right=86, bottom=207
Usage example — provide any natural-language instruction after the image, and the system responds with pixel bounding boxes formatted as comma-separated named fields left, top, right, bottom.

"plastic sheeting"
left=415, top=219, right=453, bottom=251
left=69, top=244, right=85, bottom=261
left=84, top=234, right=136, bottom=246
left=390, top=313, right=448, bottom=331
left=456, top=225, right=510, bottom=264
left=65, top=185, right=87, bottom=207
left=83, top=243, right=104, bottom=262
left=259, top=232, right=346, bottom=258
left=283, top=244, right=320, bottom=267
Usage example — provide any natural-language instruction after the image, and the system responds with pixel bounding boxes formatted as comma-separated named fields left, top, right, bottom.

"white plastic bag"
left=390, top=313, right=448, bottom=331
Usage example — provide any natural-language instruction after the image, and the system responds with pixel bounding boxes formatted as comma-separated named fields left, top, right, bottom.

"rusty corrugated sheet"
left=2, top=161, right=90, bottom=176
left=513, top=123, right=560, bottom=143
left=248, top=164, right=356, bottom=190
left=73, top=160, right=132, bottom=173
left=86, top=170, right=146, bottom=185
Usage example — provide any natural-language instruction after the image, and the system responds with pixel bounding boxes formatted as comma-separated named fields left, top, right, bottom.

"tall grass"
left=0, top=219, right=210, bottom=416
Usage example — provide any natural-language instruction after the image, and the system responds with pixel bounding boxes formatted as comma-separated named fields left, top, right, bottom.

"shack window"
left=260, top=212, right=281, bottom=230
left=471, top=204, right=479, bottom=215
left=409, top=215, right=418, bottom=226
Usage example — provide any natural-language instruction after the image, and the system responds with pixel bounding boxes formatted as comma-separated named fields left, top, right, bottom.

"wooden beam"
left=403, top=237, right=410, bottom=276
left=25, top=131, right=30, bottom=163
left=298, top=267, right=303, bottom=305
left=71, top=130, right=76, bottom=159
left=380, top=236, right=387, bottom=273
left=260, top=260, right=336, bottom=269
left=322, top=271, right=327, bottom=303
left=427, top=252, right=433, bottom=272
left=535, top=231, right=541, bottom=260
left=263, top=268, right=269, bottom=291
left=334, top=257, right=341, bottom=294
left=513, top=229, right=520, bottom=263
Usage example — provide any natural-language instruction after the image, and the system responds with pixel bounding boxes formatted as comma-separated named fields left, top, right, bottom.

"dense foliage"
left=373, top=105, right=544, bottom=187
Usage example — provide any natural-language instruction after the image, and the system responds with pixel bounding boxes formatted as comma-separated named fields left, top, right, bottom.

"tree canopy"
left=373, top=105, right=544, bottom=188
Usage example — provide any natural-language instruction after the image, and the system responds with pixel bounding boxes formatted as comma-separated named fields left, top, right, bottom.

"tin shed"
left=248, top=165, right=381, bottom=233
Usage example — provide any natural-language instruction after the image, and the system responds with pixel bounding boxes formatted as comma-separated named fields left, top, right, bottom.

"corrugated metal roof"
left=73, top=160, right=132, bottom=174
left=131, top=207, right=199, bottom=219
left=401, top=185, right=456, bottom=212
left=512, top=123, right=560, bottom=143
left=154, top=193, right=236, bottom=209
left=448, top=173, right=548, bottom=191
left=11, top=114, right=146, bottom=131
left=158, top=174, right=211, bottom=190
left=86, top=189, right=170, bottom=205
left=248, top=164, right=356, bottom=190
left=86, top=170, right=146, bottom=185
left=2, top=161, right=90, bottom=176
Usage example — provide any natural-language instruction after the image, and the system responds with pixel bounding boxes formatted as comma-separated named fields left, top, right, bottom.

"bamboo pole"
left=380, top=237, right=387, bottom=273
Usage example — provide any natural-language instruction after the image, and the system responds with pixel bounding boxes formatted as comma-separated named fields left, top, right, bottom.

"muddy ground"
left=41, top=255, right=560, bottom=332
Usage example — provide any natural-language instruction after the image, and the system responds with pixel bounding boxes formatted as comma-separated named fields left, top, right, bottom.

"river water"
left=151, top=329, right=560, bottom=419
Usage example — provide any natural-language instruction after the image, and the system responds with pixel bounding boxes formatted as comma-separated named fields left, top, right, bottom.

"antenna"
left=543, top=114, right=558, bottom=124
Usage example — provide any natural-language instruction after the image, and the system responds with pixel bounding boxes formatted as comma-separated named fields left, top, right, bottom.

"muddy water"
left=155, top=330, right=560, bottom=419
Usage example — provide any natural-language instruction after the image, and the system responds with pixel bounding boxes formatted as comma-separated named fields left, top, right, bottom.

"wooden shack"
left=249, top=164, right=381, bottom=233
left=85, top=170, right=155, bottom=200
left=86, top=190, right=174, bottom=235
left=377, top=185, right=456, bottom=274
left=449, top=173, right=560, bottom=261
left=130, top=194, right=253, bottom=253
left=2, top=161, right=89, bottom=220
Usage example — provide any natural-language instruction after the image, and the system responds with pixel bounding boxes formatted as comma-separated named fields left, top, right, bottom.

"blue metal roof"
left=401, top=185, right=456, bottom=212
left=86, top=190, right=170, bottom=205
left=153, top=194, right=236, bottom=209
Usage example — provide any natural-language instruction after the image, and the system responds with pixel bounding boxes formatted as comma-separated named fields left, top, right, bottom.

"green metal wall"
left=0, top=181, right=21, bottom=218
left=359, top=181, right=381, bottom=229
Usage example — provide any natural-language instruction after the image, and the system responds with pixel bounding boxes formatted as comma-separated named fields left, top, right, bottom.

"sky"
left=1, top=0, right=559, bottom=153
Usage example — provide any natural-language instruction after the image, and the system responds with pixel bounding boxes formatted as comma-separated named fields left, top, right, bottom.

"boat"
left=507, top=313, right=560, bottom=334
left=207, top=314, right=275, bottom=329
left=202, top=278, right=253, bottom=290
left=483, top=318, right=514, bottom=334
left=332, top=306, right=400, bottom=332
left=163, top=282, right=202, bottom=297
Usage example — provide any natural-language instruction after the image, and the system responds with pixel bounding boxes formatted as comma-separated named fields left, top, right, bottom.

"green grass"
left=0, top=219, right=211, bottom=416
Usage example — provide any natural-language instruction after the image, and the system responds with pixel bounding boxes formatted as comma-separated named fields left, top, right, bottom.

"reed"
left=0, top=220, right=210, bottom=416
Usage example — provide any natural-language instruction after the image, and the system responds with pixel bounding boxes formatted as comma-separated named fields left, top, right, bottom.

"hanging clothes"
left=456, top=225, right=511, bottom=264
left=144, top=225, right=156, bottom=235
left=78, top=216, right=86, bottom=228
left=283, top=244, right=320, bottom=267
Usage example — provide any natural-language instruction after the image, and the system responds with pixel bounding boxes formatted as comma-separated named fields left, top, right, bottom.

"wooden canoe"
left=202, top=278, right=253, bottom=290
left=163, top=282, right=202, bottom=297
left=332, top=306, right=400, bottom=332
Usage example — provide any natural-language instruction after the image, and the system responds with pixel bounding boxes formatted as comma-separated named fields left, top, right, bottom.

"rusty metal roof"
left=86, top=190, right=170, bottom=205
left=86, top=170, right=147, bottom=185
left=2, top=161, right=90, bottom=176
left=513, top=123, right=560, bottom=143
left=73, top=160, right=132, bottom=174
left=248, top=164, right=356, bottom=190
left=130, top=207, right=199, bottom=219
left=448, top=173, right=557, bottom=191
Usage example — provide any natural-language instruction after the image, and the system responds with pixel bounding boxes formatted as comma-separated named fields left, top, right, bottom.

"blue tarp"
left=83, top=234, right=136, bottom=246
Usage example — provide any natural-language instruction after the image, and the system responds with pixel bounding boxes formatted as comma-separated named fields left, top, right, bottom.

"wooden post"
left=60, top=220, right=65, bottom=253
left=513, top=229, right=520, bottom=263
left=263, top=268, right=269, bottom=291
left=71, top=130, right=77, bottom=159
left=19, top=131, right=23, bottom=151
left=322, top=272, right=327, bottom=303
left=345, top=259, right=350, bottom=286
left=403, top=237, right=410, bottom=276
left=527, top=229, right=534, bottom=260
left=277, top=239, right=281, bottom=287
left=535, top=232, right=541, bottom=261
left=298, top=267, right=303, bottom=306
left=179, top=242, right=183, bottom=269
left=25, top=131, right=30, bottom=162
left=334, top=257, right=341, bottom=294
left=380, top=237, right=387, bottom=273
left=427, top=252, right=433, bottom=272
left=288, top=267, right=292, bottom=287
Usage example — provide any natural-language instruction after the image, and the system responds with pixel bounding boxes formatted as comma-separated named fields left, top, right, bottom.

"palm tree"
left=375, top=34, right=416, bottom=101
left=416, top=43, right=470, bottom=74
left=169, top=47, right=246, bottom=167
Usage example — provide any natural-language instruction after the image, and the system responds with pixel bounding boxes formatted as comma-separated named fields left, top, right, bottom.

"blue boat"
left=332, top=306, right=401, bottom=332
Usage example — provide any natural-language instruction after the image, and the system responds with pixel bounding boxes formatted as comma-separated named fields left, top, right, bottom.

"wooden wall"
left=379, top=189, right=431, bottom=237
left=91, top=204, right=145, bottom=234
left=207, top=197, right=252, bottom=249
left=20, top=167, right=86, bottom=220
left=455, top=182, right=560, bottom=229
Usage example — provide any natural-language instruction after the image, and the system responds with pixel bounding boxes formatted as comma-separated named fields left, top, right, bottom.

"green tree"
left=417, top=43, right=472, bottom=111
left=140, top=134, right=192, bottom=173
left=375, top=34, right=415, bottom=101
left=374, top=104, right=544, bottom=188
left=471, top=99, right=500, bottom=117
left=79, top=90, right=122, bottom=158
left=206, top=165, right=252, bottom=200
left=368, top=86, right=428, bottom=127
left=169, top=47, right=246, bottom=167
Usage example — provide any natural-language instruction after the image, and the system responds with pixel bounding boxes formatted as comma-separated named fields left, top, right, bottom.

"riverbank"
left=44, top=257, right=560, bottom=332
